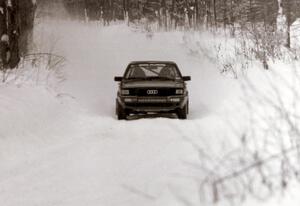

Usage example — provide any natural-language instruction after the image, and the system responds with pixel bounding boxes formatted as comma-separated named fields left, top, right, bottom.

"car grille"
left=126, top=102, right=177, bottom=107
left=129, top=88, right=177, bottom=96
left=137, top=98, right=167, bottom=103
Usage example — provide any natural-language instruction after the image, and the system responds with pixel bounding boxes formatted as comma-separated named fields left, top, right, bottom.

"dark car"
left=114, top=61, right=191, bottom=120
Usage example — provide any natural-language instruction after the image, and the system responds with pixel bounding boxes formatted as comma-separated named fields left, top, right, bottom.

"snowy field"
left=1, top=19, right=300, bottom=206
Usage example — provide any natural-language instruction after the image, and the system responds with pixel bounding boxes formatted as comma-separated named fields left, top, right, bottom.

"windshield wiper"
left=126, top=77, right=175, bottom=81
left=126, top=77, right=147, bottom=81
left=147, top=76, right=175, bottom=81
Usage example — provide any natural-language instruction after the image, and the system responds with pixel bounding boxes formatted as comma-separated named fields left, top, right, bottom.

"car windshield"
left=125, top=63, right=181, bottom=80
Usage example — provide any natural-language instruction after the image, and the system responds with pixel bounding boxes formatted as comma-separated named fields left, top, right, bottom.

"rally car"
left=114, top=61, right=191, bottom=120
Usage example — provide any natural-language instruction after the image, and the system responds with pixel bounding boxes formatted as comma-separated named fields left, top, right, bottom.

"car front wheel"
left=116, top=100, right=127, bottom=120
left=177, top=103, right=188, bottom=119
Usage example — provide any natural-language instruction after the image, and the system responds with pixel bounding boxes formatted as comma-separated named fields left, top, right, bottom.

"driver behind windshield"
left=131, top=66, right=146, bottom=78
left=159, top=66, right=176, bottom=79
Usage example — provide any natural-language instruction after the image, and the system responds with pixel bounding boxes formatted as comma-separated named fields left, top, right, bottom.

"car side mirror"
left=114, top=76, right=123, bottom=82
left=182, top=76, right=191, bottom=81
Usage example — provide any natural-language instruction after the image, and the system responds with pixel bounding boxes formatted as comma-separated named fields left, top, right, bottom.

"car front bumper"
left=117, top=95, right=188, bottom=113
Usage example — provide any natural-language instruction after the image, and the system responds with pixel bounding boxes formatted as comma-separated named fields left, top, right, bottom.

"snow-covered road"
left=0, top=20, right=241, bottom=206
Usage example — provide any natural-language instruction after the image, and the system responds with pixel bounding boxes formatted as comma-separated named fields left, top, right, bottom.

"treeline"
left=2, top=1, right=298, bottom=69
left=0, top=0, right=36, bottom=70
left=61, top=0, right=299, bottom=29
left=60, top=0, right=300, bottom=71
left=62, top=0, right=126, bottom=23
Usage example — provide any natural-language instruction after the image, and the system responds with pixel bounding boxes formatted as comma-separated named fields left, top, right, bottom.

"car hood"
left=122, top=80, right=184, bottom=88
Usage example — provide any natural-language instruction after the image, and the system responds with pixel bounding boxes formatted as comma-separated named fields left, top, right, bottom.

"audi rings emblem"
left=147, top=90, right=158, bottom=95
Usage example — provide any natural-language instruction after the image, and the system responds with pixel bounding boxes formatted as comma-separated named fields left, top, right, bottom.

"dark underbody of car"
left=114, top=61, right=191, bottom=120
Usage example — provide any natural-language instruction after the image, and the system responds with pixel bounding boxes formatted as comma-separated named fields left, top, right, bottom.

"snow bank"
left=178, top=27, right=300, bottom=204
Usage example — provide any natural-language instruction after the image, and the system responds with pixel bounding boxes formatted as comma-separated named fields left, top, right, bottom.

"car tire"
left=177, top=103, right=188, bottom=120
left=116, top=100, right=127, bottom=120
left=186, top=99, right=189, bottom=114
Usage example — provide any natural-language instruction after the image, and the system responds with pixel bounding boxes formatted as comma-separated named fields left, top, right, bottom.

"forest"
left=1, top=0, right=300, bottom=71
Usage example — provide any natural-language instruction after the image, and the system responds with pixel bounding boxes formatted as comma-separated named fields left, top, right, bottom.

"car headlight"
left=121, top=89, right=130, bottom=95
left=176, top=89, right=184, bottom=95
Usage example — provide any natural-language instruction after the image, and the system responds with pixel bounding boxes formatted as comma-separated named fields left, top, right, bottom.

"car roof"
left=129, top=61, right=177, bottom=65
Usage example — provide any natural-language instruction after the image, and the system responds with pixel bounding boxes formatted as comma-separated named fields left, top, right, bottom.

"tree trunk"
left=0, top=0, right=36, bottom=70
left=223, top=0, right=227, bottom=29
left=213, top=0, right=216, bottom=27
left=286, top=0, right=291, bottom=48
